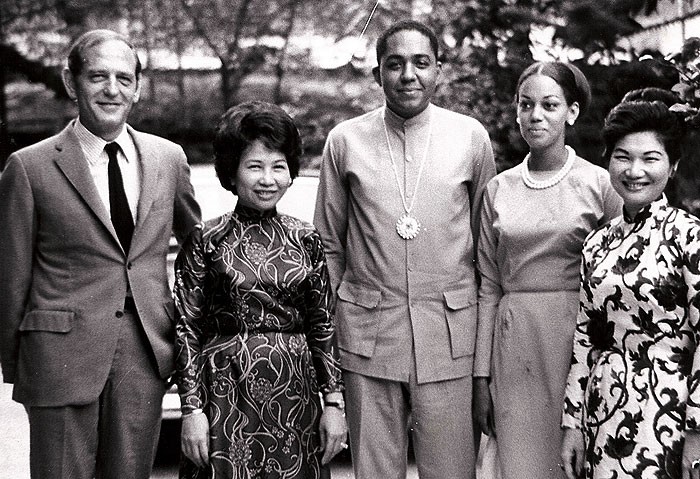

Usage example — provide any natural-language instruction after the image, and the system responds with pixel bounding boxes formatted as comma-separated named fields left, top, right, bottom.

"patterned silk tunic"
left=563, top=197, right=700, bottom=479
left=174, top=204, right=343, bottom=479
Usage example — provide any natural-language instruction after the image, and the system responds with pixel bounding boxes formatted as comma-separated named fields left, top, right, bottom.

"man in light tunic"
left=314, top=19, right=496, bottom=479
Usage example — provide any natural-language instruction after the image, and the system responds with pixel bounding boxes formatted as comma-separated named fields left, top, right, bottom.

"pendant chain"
left=382, top=110, right=433, bottom=215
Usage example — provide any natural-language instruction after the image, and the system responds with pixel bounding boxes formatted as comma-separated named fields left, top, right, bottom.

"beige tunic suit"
left=0, top=121, right=200, bottom=476
left=314, top=104, right=496, bottom=479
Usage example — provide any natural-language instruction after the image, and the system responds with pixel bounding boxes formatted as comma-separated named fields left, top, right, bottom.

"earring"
left=567, top=119, right=575, bottom=126
left=516, top=117, right=521, bottom=125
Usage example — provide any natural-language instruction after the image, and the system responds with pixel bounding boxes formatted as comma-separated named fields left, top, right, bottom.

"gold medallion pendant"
left=396, top=214, right=420, bottom=240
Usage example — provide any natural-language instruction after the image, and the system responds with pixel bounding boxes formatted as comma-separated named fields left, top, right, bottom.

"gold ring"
left=340, top=442, right=348, bottom=449
left=693, top=459, right=700, bottom=469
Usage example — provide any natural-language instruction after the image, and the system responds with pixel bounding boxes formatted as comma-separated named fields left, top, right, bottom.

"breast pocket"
left=443, top=289, right=477, bottom=359
left=335, top=281, right=381, bottom=358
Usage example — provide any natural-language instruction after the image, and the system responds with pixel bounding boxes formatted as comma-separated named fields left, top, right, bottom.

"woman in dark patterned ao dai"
left=174, top=101, right=347, bottom=479
left=561, top=89, right=700, bottom=479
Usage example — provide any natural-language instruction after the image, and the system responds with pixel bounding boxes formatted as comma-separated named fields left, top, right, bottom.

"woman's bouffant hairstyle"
left=602, top=88, right=685, bottom=166
left=515, top=61, right=592, bottom=114
left=213, top=101, right=302, bottom=194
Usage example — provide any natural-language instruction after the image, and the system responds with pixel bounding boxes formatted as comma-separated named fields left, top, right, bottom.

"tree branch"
left=1, top=43, right=66, bottom=97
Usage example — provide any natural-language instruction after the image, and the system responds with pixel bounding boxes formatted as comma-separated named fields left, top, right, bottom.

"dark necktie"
left=105, top=142, right=134, bottom=253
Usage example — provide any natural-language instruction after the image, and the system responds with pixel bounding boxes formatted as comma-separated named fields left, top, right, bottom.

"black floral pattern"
left=563, top=198, right=700, bottom=478
left=174, top=204, right=343, bottom=479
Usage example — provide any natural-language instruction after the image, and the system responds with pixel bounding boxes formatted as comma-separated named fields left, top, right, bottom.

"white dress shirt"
left=73, top=119, right=141, bottom=223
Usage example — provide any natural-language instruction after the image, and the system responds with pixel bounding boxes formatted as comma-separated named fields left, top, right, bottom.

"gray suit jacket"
left=0, top=121, right=201, bottom=407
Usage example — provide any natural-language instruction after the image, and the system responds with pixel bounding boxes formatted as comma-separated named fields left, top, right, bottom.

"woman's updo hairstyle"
left=620, top=87, right=679, bottom=106
left=213, top=101, right=302, bottom=194
left=602, top=88, right=685, bottom=166
left=515, top=61, right=592, bottom=114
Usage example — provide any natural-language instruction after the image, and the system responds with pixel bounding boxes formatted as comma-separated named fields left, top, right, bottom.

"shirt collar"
left=383, top=103, right=433, bottom=131
left=73, top=119, right=135, bottom=166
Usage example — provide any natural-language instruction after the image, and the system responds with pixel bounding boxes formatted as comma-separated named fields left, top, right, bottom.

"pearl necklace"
left=521, top=145, right=576, bottom=190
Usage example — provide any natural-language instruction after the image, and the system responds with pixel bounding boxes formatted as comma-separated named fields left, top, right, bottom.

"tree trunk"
left=273, top=2, right=299, bottom=104
left=174, top=7, right=186, bottom=101
left=221, top=64, right=232, bottom=108
left=141, top=1, right=156, bottom=99
left=0, top=7, right=8, bottom=169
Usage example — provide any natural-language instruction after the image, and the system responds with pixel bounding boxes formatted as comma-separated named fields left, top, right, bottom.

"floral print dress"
left=562, top=197, right=700, bottom=478
left=174, top=204, right=343, bottom=479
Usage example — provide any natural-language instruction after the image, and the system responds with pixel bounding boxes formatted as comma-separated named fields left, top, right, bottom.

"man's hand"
left=473, top=377, right=495, bottom=436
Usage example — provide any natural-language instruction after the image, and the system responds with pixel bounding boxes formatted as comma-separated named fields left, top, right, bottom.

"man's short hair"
left=375, top=20, right=439, bottom=66
left=67, top=29, right=142, bottom=78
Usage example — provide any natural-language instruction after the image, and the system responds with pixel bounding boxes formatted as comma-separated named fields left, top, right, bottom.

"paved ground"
left=0, top=373, right=29, bottom=478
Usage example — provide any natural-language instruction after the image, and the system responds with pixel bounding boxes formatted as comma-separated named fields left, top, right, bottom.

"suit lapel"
left=53, top=125, right=120, bottom=245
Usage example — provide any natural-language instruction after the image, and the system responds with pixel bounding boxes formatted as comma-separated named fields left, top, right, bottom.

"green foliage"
left=4, top=0, right=698, bottom=216
left=638, top=37, right=700, bottom=215
left=1, top=0, right=68, bottom=67
left=425, top=0, right=671, bottom=171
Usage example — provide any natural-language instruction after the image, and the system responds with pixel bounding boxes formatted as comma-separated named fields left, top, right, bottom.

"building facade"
left=625, top=0, right=700, bottom=54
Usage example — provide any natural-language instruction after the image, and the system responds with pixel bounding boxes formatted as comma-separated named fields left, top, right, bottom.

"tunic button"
left=116, top=311, right=124, bottom=318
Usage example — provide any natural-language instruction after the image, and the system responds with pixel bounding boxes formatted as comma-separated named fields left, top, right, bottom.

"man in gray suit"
left=0, top=29, right=200, bottom=479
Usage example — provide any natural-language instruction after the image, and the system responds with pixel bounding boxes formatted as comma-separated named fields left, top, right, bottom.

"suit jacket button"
left=127, top=262, right=133, bottom=269
left=115, top=311, right=124, bottom=318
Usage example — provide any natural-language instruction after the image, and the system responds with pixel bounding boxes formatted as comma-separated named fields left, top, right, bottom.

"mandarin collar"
left=383, top=103, right=433, bottom=131
left=234, top=202, right=277, bottom=221
left=622, top=195, right=667, bottom=225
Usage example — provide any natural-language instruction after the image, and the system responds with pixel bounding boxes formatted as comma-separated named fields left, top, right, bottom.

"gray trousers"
left=344, top=367, right=476, bottom=479
left=26, top=310, right=166, bottom=479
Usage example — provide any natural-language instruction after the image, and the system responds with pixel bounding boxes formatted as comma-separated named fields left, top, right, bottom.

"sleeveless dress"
left=475, top=155, right=621, bottom=479
left=562, top=197, right=700, bottom=478
left=174, top=204, right=343, bottom=479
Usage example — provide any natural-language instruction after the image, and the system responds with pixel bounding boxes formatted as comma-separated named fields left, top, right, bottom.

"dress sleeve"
left=174, top=225, right=211, bottom=413
left=562, top=237, right=598, bottom=429
left=683, top=219, right=700, bottom=430
left=474, top=183, right=502, bottom=378
left=301, top=230, right=344, bottom=394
